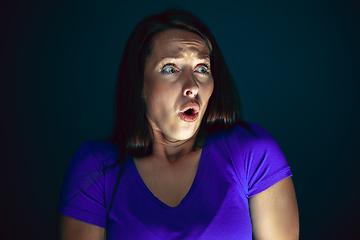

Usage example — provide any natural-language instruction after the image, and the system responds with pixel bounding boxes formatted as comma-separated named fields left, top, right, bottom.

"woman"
left=57, top=9, right=299, bottom=240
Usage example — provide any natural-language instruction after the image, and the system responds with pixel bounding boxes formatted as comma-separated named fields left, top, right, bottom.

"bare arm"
left=249, top=177, right=299, bottom=240
left=57, top=214, right=106, bottom=240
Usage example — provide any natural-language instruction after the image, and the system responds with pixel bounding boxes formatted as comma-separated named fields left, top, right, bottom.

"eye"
left=195, top=64, right=210, bottom=75
left=161, top=64, right=178, bottom=74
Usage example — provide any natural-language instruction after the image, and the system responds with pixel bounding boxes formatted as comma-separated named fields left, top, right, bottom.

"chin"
left=171, top=125, right=199, bottom=141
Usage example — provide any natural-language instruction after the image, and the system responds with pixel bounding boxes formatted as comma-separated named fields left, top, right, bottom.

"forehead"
left=150, top=29, right=210, bottom=60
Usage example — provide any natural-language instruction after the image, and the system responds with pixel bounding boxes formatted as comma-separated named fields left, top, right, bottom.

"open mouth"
left=179, top=107, right=199, bottom=122
left=184, top=108, right=194, bottom=116
left=179, top=102, right=200, bottom=122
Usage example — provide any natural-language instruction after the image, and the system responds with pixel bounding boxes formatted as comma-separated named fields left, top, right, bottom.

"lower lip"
left=179, top=112, right=199, bottom=122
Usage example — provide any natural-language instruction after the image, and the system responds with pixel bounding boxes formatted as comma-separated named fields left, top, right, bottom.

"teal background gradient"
left=1, top=0, right=360, bottom=239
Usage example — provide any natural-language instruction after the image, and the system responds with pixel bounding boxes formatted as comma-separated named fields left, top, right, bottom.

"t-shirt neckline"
left=128, top=136, right=210, bottom=210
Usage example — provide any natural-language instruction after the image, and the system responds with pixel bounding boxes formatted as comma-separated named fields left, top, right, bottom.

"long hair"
left=58, top=9, right=252, bottom=235
left=109, top=9, right=245, bottom=158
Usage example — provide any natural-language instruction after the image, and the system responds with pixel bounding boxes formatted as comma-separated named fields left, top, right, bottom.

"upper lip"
left=179, top=101, right=200, bottom=113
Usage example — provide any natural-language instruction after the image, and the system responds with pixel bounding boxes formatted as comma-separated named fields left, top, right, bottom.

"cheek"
left=144, top=83, right=174, bottom=112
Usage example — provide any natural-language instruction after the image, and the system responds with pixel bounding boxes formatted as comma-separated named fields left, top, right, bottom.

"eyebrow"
left=160, top=54, right=210, bottom=61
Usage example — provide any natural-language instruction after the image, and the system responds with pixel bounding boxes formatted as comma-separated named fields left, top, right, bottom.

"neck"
left=151, top=129, right=204, bottom=162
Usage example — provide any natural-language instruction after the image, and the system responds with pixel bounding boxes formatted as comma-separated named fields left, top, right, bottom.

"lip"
left=179, top=102, right=200, bottom=113
left=178, top=102, right=200, bottom=123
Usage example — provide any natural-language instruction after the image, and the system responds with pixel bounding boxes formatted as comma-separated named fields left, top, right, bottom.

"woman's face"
left=143, top=29, right=214, bottom=141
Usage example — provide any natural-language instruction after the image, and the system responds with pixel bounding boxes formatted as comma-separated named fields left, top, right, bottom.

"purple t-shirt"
left=57, top=123, right=292, bottom=239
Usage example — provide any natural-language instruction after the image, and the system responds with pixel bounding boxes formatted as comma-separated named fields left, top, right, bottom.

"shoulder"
left=84, top=140, right=120, bottom=161
left=218, top=122, right=277, bottom=148
left=59, top=140, right=121, bottom=201
left=218, top=122, right=292, bottom=198
left=218, top=122, right=288, bottom=170
left=204, top=122, right=281, bottom=162
left=69, top=140, right=121, bottom=172
left=58, top=140, right=122, bottom=229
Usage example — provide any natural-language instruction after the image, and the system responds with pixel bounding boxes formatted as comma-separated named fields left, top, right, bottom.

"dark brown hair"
left=58, top=9, right=253, bottom=233
left=109, top=8, right=247, bottom=158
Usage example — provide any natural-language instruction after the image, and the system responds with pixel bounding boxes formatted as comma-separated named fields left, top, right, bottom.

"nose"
left=182, top=72, right=199, bottom=98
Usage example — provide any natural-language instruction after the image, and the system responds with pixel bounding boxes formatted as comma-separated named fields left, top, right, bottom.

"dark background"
left=1, top=0, right=359, bottom=239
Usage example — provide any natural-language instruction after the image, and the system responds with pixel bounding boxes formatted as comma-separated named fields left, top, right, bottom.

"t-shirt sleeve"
left=223, top=123, right=292, bottom=198
left=57, top=141, right=108, bottom=228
